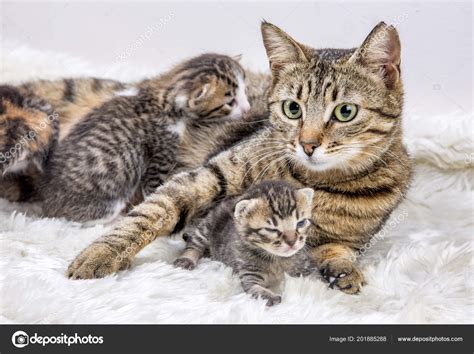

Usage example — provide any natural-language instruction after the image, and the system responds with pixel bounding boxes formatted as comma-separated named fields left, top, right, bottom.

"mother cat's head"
left=261, top=21, right=403, bottom=175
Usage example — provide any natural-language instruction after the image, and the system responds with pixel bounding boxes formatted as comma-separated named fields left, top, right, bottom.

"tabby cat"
left=0, top=55, right=270, bottom=212
left=174, top=181, right=316, bottom=306
left=67, top=21, right=412, bottom=294
left=36, top=53, right=255, bottom=222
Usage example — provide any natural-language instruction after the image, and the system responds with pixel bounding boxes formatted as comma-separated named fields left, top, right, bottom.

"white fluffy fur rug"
left=1, top=41, right=473, bottom=324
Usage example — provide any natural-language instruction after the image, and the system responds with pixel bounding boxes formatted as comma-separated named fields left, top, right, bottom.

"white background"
left=0, top=1, right=472, bottom=325
left=1, top=1, right=472, bottom=116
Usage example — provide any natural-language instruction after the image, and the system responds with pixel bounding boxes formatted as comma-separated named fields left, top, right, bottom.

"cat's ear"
left=188, top=83, right=212, bottom=109
left=191, top=83, right=211, bottom=102
left=233, top=54, right=243, bottom=62
left=261, top=21, right=312, bottom=76
left=349, top=22, right=401, bottom=88
left=234, top=198, right=259, bottom=220
left=295, top=188, right=314, bottom=209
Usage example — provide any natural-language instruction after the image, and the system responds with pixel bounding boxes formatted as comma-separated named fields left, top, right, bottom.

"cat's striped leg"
left=66, top=130, right=282, bottom=279
left=240, top=270, right=282, bottom=307
left=173, top=209, right=217, bottom=270
left=173, top=228, right=209, bottom=270
left=67, top=158, right=237, bottom=279
left=311, top=243, right=365, bottom=294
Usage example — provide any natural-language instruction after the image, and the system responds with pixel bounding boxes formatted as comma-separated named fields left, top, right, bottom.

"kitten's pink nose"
left=241, top=99, right=251, bottom=114
left=283, top=232, right=297, bottom=247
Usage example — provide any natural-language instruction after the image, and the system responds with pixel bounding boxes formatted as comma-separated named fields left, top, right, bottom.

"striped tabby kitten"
left=0, top=71, right=267, bottom=205
left=0, top=78, right=134, bottom=202
left=174, top=181, right=315, bottom=306
left=68, top=22, right=412, bottom=295
left=39, top=53, right=251, bottom=222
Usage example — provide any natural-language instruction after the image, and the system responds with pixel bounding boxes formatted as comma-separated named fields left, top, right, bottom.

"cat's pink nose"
left=300, top=140, right=321, bottom=157
left=241, top=100, right=251, bottom=114
left=283, top=232, right=297, bottom=247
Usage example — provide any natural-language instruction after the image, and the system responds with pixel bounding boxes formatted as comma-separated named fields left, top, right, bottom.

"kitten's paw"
left=288, top=268, right=315, bottom=278
left=251, top=290, right=282, bottom=306
left=320, top=259, right=365, bottom=294
left=173, top=257, right=196, bottom=270
left=264, top=294, right=282, bottom=307
left=67, top=243, right=130, bottom=279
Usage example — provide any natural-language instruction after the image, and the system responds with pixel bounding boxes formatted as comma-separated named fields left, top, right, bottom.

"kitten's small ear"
left=234, top=199, right=259, bottom=220
left=192, top=83, right=211, bottom=101
left=349, top=22, right=401, bottom=88
left=295, top=188, right=314, bottom=208
left=233, top=54, right=243, bottom=62
left=261, top=21, right=312, bottom=76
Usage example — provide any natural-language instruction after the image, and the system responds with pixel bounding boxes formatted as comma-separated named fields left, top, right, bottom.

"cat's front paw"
left=320, top=259, right=365, bottom=294
left=263, top=294, right=282, bottom=307
left=67, top=243, right=130, bottom=279
left=287, top=267, right=315, bottom=278
left=251, top=290, right=282, bottom=307
left=173, top=257, right=196, bottom=270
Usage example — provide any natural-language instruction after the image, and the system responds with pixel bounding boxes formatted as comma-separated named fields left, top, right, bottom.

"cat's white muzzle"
left=295, top=144, right=359, bottom=172
left=267, top=242, right=305, bottom=258
left=228, top=97, right=250, bottom=120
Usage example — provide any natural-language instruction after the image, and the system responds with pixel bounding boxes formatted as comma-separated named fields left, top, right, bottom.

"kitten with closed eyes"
left=174, top=181, right=316, bottom=306
left=37, top=53, right=252, bottom=222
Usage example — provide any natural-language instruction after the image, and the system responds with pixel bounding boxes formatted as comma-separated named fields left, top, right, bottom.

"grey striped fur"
left=39, top=53, right=252, bottom=222
left=174, top=181, right=316, bottom=306
left=67, top=22, right=412, bottom=296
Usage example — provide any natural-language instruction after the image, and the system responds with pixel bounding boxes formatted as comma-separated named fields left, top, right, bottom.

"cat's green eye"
left=333, top=103, right=358, bottom=122
left=282, top=100, right=302, bottom=119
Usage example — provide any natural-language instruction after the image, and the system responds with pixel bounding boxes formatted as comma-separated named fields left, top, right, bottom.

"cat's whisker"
left=245, top=147, right=284, bottom=160
left=240, top=150, right=285, bottom=177
left=240, top=150, right=286, bottom=185
left=235, top=118, right=271, bottom=125
left=238, top=145, right=286, bottom=165
left=344, top=142, right=406, bottom=167
left=336, top=142, right=387, bottom=159
left=232, top=143, right=282, bottom=161
left=338, top=149, right=386, bottom=173
left=343, top=148, right=389, bottom=167
left=263, top=150, right=291, bottom=176
left=254, top=152, right=288, bottom=183
left=230, top=138, right=284, bottom=151
left=272, top=152, right=291, bottom=178
left=238, top=151, right=280, bottom=180
left=240, top=143, right=286, bottom=152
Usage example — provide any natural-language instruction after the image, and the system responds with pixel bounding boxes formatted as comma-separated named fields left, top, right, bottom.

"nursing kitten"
left=0, top=61, right=270, bottom=207
left=3, top=71, right=268, bottom=169
left=40, top=53, right=251, bottom=222
left=174, top=181, right=316, bottom=306
left=68, top=22, right=412, bottom=296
